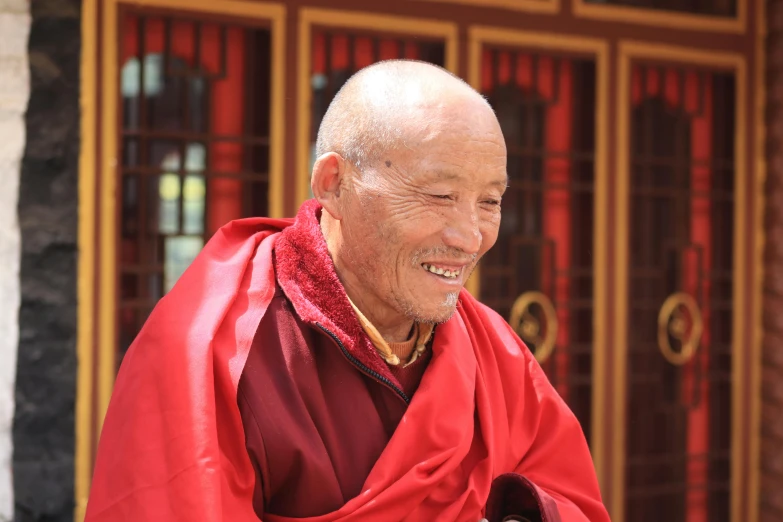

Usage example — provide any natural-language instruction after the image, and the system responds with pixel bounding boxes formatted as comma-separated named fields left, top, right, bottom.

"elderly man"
left=86, top=61, right=610, bottom=522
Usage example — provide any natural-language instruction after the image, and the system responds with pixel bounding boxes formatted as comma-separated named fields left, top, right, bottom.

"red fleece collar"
left=274, top=199, right=407, bottom=397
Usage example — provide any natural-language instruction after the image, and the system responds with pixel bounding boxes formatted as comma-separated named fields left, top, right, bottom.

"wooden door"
left=78, top=1, right=763, bottom=521
left=116, top=10, right=274, bottom=361
left=475, top=41, right=604, bottom=450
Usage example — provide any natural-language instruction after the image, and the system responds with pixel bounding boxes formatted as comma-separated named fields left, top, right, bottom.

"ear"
left=311, top=152, right=347, bottom=221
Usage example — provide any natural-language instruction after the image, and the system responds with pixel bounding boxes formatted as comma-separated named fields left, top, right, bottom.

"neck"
left=343, top=286, right=415, bottom=343
left=321, top=218, right=415, bottom=343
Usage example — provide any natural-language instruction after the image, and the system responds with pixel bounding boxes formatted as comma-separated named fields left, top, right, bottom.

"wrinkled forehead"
left=384, top=121, right=507, bottom=191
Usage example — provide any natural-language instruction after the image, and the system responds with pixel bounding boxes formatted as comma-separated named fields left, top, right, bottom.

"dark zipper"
left=314, top=322, right=411, bottom=405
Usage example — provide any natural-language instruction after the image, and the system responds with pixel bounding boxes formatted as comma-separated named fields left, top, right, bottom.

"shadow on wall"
left=11, top=1, right=79, bottom=522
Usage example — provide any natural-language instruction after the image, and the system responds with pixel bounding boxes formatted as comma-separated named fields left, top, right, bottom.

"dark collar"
left=274, top=199, right=403, bottom=389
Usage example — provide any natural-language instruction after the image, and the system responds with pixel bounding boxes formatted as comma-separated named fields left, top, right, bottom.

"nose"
left=442, top=202, right=482, bottom=256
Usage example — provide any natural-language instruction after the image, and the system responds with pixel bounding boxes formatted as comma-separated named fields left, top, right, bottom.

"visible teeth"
left=422, top=264, right=461, bottom=278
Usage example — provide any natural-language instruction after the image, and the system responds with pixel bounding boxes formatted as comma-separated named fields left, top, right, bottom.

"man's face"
left=338, top=101, right=507, bottom=324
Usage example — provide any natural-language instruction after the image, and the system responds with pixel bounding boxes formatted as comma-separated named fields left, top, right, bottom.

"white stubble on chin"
left=444, top=291, right=459, bottom=309
left=416, top=291, right=460, bottom=325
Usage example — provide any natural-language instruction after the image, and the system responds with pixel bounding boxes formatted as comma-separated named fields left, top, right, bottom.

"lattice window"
left=584, top=0, right=736, bottom=17
left=625, top=64, right=734, bottom=522
left=309, top=30, right=445, bottom=171
left=118, top=12, right=272, bottom=361
left=479, top=47, right=597, bottom=444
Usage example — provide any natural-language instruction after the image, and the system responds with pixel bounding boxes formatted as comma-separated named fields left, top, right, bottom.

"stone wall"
left=12, top=0, right=80, bottom=521
left=763, top=0, right=783, bottom=519
left=0, top=0, right=30, bottom=520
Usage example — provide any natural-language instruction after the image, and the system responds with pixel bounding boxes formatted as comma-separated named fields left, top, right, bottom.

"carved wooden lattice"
left=625, top=64, right=735, bottom=522
left=479, top=47, right=597, bottom=444
left=118, top=12, right=272, bottom=361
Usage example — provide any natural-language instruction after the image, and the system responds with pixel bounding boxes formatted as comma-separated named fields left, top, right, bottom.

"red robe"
left=85, top=201, right=610, bottom=522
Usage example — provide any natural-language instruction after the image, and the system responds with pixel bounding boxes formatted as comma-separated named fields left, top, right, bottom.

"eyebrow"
left=432, top=170, right=509, bottom=188
left=492, top=175, right=510, bottom=188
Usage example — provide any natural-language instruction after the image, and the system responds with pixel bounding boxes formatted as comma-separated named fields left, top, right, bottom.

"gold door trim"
left=75, top=0, right=97, bottom=519
left=412, top=0, right=559, bottom=14
left=750, top=0, right=766, bottom=518
left=76, top=1, right=286, bottom=519
left=509, top=291, right=559, bottom=364
left=295, top=8, right=459, bottom=213
left=613, top=40, right=747, bottom=522
left=573, top=0, right=747, bottom=34
left=467, top=25, right=610, bottom=493
left=657, top=292, right=704, bottom=366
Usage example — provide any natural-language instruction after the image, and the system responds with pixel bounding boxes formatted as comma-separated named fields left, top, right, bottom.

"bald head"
left=310, top=59, right=507, bottom=338
left=315, top=60, right=493, bottom=170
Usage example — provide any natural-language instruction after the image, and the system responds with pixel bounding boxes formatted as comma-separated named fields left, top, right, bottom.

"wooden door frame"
left=612, top=40, right=750, bottom=522
left=467, top=25, right=610, bottom=493
left=76, top=1, right=286, bottom=519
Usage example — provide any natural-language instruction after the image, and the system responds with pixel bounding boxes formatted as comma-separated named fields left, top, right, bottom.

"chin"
left=408, top=293, right=460, bottom=324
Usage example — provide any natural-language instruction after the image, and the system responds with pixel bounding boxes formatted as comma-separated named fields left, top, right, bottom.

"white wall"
left=0, top=0, right=30, bottom=519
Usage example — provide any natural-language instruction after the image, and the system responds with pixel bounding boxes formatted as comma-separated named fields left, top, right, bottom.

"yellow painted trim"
left=413, top=0, right=559, bottom=15
left=114, top=0, right=286, bottom=19
left=98, top=0, right=119, bottom=462
left=296, top=8, right=459, bottom=208
left=467, top=25, right=610, bottom=493
left=75, top=0, right=97, bottom=518
left=268, top=6, right=286, bottom=219
left=612, top=45, right=630, bottom=522
left=613, top=40, right=747, bottom=522
left=749, top=0, right=765, bottom=518
left=573, top=0, right=747, bottom=33
left=593, top=34, right=610, bottom=499
left=464, top=32, right=482, bottom=300
left=731, top=51, right=747, bottom=522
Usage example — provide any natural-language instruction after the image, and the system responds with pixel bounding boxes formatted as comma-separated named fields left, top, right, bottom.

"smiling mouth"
left=421, top=263, right=463, bottom=280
